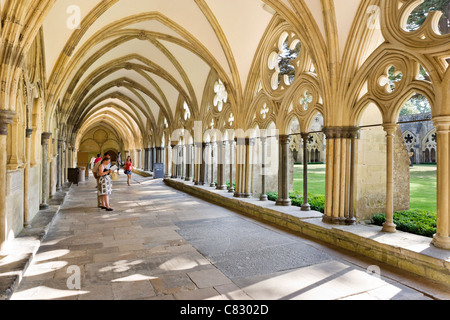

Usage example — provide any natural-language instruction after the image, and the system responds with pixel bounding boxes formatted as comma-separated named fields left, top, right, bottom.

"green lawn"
left=293, top=164, right=326, bottom=196
left=293, top=163, right=437, bottom=213
left=409, top=164, right=436, bottom=212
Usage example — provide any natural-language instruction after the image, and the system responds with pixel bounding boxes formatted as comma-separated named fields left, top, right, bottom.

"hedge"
left=266, top=191, right=325, bottom=213
left=266, top=192, right=436, bottom=238
left=371, top=209, right=437, bottom=238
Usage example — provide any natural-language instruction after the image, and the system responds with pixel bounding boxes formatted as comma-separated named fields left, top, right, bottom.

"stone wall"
left=28, top=166, right=41, bottom=221
left=6, top=170, right=24, bottom=239
left=355, top=105, right=410, bottom=221
left=356, top=125, right=387, bottom=220
left=394, top=128, right=411, bottom=212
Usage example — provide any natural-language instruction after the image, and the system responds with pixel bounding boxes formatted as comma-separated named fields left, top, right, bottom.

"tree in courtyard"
left=406, top=0, right=450, bottom=34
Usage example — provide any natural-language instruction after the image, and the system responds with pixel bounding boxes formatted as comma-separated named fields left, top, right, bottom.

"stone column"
left=194, top=143, right=201, bottom=185
left=301, top=133, right=311, bottom=211
left=171, top=143, right=178, bottom=178
left=155, top=147, right=161, bottom=164
left=276, top=135, right=291, bottom=206
left=346, top=128, right=359, bottom=225
left=151, top=147, right=156, bottom=171
left=210, top=142, right=216, bottom=187
left=234, top=138, right=255, bottom=198
left=61, top=141, right=67, bottom=183
left=432, top=117, right=450, bottom=249
left=180, top=144, right=185, bottom=180
left=260, top=137, right=268, bottom=201
left=40, top=132, right=52, bottom=210
left=199, top=142, right=209, bottom=185
left=234, top=137, right=244, bottom=197
left=185, top=144, right=192, bottom=182
left=165, top=144, right=171, bottom=179
left=245, top=138, right=256, bottom=197
left=382, top=124, right=398, bottom=233
left=136, top=149, right=142, bottom=169
left=56, top=139, right=62, bottom=190
left=0, top=110, right=15, bottom=250
left=322, top=127, right=360, bottom=225
left=24, top=129, right=33, bottom=228
left=179, top=144, right=184, bottom=179
left=217, top=141, right=227, bottom=190
left=144, top=148, right=150, bottom=171
left=228, top=140, right=235, bottom=193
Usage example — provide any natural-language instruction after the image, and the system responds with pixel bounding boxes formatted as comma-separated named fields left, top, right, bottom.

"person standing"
left=94, top=153, right=102, bottom=164
left=124, top=156, right=134, bottom=186
left=97, top=157, right=114, bottom=212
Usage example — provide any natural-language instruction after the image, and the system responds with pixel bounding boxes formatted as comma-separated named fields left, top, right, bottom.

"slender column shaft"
left=346, top=129, right=359, bottom=225
left=56, top=140, right=61, bottom=190
left=185, top=144, right=192, bottom=181
left=382, top=124, right=397, bottom=233
left=301, top=133, right=311, bottom=211
left=200, top=142, right=209, bottom=185
left=276, top=135, right=291, bottom=206
left=217, top=141, right=227, bottom=190
left=332, top=138, right=341, bottom=220
left=210, top=142, right=216, bottom=187
left=432, top=117, right=450, bottom=249
left=339, top=137, right=347, bottom=222
left=180, top=145, right=185, bottom=180
left=171, top=144, right=178, bottom=178
left=244, top=138, right=255, bottom=198
left=194, top=143, right=202, bottom=185
left=260, top=137, right=268, bottom=201
left=144, top=148, right=150, bottom=171
left=325, top=133, right=334, bottom=219
left=228, top=140, right=235, bottom=193
left=234, top=138, right=244, bottom=197
left=24, top=129, right=33, bottom=228
left=40, top=133, right=52, bottom=210
left=165, top=145, right=171, bottom=178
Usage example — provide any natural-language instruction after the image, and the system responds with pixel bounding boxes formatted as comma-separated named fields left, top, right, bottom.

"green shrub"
left=266, top=192, right=325, bottom=213
left=371, top=209, right=437, bottom=238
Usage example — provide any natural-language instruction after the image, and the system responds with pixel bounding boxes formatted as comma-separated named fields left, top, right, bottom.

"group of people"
left=92, top=152, right=135, bottom=212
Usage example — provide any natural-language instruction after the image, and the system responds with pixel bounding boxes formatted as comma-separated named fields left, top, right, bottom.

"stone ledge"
left=132, top=169, right=153, bottom=178
left=164, top=178, right=450, bottom=287
left=0, top=183, right=72, bottom=300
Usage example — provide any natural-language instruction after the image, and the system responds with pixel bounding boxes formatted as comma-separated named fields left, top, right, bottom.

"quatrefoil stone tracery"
left=183, top=102, right=191, bottom=121
left=228, top=113, right=234, bottom=127
left=300, top=91, right=313, bottom=111
left=213, top=80, right=228, bottom=112
left=378, top=66, right=403, bottom=94
left=260, top=103, right=270, bottom=120
left=267, top=31, right=300, bottom=91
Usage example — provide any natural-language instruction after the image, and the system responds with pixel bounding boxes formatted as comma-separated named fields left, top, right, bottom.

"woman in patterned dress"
left=97, top=157, right=114, bottom=212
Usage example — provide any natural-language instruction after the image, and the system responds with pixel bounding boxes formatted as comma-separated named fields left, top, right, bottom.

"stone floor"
left=9, top=173, right=450, bottom=300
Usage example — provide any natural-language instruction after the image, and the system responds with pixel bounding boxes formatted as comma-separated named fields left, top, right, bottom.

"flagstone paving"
left=10, top=174, right=450, bottom=300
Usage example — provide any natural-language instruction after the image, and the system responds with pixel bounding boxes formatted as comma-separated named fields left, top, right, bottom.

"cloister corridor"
left=6, top=173, right=449, bottom=301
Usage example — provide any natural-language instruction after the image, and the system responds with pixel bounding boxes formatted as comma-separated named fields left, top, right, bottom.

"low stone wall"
left=165, top=178, right=450, bottom=287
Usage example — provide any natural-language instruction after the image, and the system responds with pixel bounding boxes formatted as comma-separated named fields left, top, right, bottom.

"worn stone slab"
left=166, top=178, right=450, bottom=287
left=187, top=268, right=232, bottom=289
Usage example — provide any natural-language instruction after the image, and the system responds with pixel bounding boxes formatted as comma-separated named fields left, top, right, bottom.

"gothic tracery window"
left=213, top=80, right=228, bottom=112
left=268, top=31, right=301, bottom=91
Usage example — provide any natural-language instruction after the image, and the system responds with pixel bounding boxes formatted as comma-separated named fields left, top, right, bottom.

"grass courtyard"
left=293, top=163, right=437, bottom=212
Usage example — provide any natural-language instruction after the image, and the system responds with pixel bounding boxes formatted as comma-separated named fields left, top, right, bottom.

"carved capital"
left=277, top=134, right=291, bottom=145
left=25, top=128, right=33, bottom=138
left=41, top=132, right=52, bottom=145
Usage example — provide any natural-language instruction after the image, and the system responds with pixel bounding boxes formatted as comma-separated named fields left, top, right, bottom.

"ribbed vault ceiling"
left=41, top=0, right=367, bottom=146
